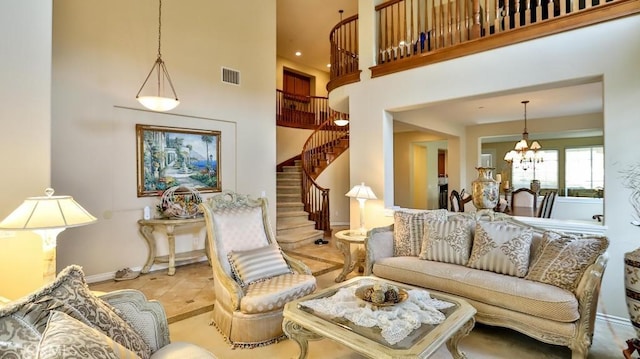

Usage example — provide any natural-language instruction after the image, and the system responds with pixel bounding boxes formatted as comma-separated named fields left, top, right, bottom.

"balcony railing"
left=276, top=89, right=331, bottom=129
left=328, top=0, right=639, bottom=85
left=327, top=14, right=361, bottom=92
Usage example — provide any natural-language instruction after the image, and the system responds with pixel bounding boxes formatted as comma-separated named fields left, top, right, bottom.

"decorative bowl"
left=354, top=285, right=408, bottom=307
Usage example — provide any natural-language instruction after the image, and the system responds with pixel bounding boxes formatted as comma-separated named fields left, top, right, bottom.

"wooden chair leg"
left=623, top=338, right=640, bottom=359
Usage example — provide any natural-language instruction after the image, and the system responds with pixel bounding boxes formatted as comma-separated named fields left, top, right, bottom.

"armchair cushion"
left=525, top=231, right=609, bottom=291
left=37, top=310, right=140, bottom=359
left=240, top=273, right=316, bottom=314
left=228, top=245, right=292, bottom=286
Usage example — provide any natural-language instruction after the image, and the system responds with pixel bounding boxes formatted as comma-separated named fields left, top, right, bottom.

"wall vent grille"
left=221, top=67, right=240, bottom=85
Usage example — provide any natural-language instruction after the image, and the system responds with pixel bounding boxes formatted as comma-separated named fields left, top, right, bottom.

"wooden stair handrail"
left=300, top=116, right=350, bottom=235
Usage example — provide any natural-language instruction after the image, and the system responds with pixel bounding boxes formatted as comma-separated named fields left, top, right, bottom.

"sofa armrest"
left=572, top=252, right=608, bottom=351
left=364, top=224, right=395, bottom=275
left=99, top=289, right=170, bottom=353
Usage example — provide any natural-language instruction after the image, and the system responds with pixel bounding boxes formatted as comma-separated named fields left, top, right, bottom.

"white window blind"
left=565, top=146, right=604, bottom=190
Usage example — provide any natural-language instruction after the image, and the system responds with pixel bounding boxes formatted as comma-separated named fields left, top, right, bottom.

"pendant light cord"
left=157, top=0, right=162, bottom=58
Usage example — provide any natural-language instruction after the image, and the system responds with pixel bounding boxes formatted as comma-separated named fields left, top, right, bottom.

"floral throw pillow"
left=525, top=231, right=609, bottom=292
left=419, top=218, right=473, bottom=265
left=37, top=311, right=140, bottom=359
left=393, top=209, right=448, bottom=257
left=467, top=221, right=533, bottom=277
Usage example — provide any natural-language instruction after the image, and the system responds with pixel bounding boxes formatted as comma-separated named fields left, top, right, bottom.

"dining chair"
left=537, top=190, right=557, bottom=218
left=450, top=190, right=462, bottom=212
left=511, top=188, right=538, bottom=215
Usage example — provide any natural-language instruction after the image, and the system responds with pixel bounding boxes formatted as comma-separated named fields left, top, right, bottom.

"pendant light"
left=136, top=0, right=179, bottom=112
left=503, top=100, right=543, bottom=170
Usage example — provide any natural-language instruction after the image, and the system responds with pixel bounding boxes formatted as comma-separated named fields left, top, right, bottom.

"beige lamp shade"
left=345, top=182, right=377, bottom=200
left=0, top=188, right=96, bottom=283
left=0, top=188, right=96, bottom=230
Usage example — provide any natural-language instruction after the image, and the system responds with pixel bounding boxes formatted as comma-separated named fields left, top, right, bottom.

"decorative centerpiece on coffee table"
left=355, top=283, right=408, bottom=307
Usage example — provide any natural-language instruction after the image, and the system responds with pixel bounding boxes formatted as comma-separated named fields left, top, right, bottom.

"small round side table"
left=334, top=229, right=367, bottom=282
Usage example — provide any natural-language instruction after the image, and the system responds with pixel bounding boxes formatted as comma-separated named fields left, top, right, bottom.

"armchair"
left=199, top=191, right=316, bottom=348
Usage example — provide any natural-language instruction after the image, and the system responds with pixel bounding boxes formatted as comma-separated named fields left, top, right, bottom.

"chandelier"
left=136, top=0, right=180, bottom=112
left=503, top=100, right=543, bottom=170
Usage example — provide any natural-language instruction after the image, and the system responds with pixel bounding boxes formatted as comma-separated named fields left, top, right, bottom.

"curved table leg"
left=335, top=239, right=355, bottom=282
left=446, top=317, right=475, bottom=359
left=283, top=319, right=323, bottom=359
left=139, top=225, right=156, bottom=274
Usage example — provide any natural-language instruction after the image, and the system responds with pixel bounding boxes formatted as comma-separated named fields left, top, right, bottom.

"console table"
left=137, top=217, right=210, bottom=276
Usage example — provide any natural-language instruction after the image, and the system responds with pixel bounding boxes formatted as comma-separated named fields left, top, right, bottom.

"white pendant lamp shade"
left=137, top=95, right=180, bottom=112
left=136, top=0, right=179, bottom=112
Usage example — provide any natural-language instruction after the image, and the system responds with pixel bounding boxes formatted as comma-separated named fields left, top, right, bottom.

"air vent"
left=221, top=67, right=240, bottom=85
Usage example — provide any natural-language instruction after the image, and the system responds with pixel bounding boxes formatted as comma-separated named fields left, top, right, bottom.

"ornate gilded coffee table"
left=283, top=276, right=476, bottom=359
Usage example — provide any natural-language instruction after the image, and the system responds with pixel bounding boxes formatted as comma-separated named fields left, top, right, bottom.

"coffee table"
left=283, top=276, right=476, bottom=359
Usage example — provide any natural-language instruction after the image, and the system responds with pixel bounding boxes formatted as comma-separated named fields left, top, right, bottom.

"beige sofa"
left=364, top=210, right=608, bottom=359
left=0, top=265, right=216, bottom=359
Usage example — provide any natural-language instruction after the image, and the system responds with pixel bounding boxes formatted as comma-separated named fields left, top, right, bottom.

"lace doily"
left=300, top=280, right=454, bottom=345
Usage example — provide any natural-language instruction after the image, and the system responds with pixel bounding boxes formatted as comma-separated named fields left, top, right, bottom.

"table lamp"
left=346, top=182, right=377, bottom=235
left=0, top=188, right=97, bottom=282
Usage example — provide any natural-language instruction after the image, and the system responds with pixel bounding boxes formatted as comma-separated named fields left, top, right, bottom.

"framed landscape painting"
left=136, top=124, right=221, bottom=197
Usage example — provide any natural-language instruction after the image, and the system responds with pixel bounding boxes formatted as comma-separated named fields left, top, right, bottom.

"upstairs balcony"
left=327, top=0, right=639, bottom=92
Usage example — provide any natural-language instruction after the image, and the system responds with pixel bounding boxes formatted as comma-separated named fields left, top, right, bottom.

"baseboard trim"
left=85, top=258, right=208, bottom=284
left=597, top=312, right=632, bottom=328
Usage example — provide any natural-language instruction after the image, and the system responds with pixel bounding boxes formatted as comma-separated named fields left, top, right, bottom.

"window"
left=512, top=150, right=558, bottom=189
left=565, top=146, right=604, bottom=196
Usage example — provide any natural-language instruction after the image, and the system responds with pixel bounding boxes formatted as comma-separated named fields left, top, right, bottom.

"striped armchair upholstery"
left=199, top=191, right=316, bottom=348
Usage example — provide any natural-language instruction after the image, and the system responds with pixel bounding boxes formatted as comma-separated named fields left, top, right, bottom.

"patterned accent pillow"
left=37, top=311, right=140, bottom=359
left=228, top=244, right=293, bottom=286
left=0, top=265, right=151, bottom=359
left=467, top=221, right=533, bottom=277
left=525, top=231, right=609, bottom=292
left=419, top=219, right=473, bottom=265
left=393, top=209, right=448, bottom=256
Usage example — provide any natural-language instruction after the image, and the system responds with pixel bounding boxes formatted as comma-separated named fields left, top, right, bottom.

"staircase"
left=276, top=161, right=324, bottom=250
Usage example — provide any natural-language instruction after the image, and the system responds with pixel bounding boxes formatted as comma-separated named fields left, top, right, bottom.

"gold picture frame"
left=136, top=124, right=221, bottom=197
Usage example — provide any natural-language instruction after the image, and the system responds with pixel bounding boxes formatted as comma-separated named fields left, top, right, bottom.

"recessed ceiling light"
left=295, top=51, right=302, bottom=56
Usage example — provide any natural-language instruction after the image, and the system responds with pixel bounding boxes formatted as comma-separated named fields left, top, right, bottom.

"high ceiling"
left=275, top=1, right=603, bottom=137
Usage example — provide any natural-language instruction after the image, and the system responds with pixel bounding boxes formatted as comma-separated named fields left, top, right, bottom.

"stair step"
left=277, top=229, right=325, bottom=250
left=277, top=193, right=302, bottom=202
left=277, top=178, right=301, bottom=186
left=277, top=202, right=304, bottom=213
left=276, top=185, right=301, bottom=195
left=277, top=172, right=301, bottom=180
left=282, top=165, right=301, bottom=173
left=277, top=221, right=318, bottom=235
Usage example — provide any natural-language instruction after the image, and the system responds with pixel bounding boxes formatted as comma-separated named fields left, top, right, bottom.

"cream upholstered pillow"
left=0, top=265, right=151, bottom=359
left=228, top=244, right=292, bottom=286
left=525, top=231, right=609, bottom=292
left=37, top=311, right=140, bottom=359
left=419, top=219, right=473, bottom=265
left=467, top=221, right=533, bottom=277
left=393, top=209, right=448, bottom=256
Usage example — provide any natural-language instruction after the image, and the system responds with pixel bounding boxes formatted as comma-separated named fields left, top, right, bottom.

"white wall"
left=52, top=0, right=276, bottom=277
left=340, top=10, right=640, bottom=320
left=0, top=1, right=53, bottom=298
